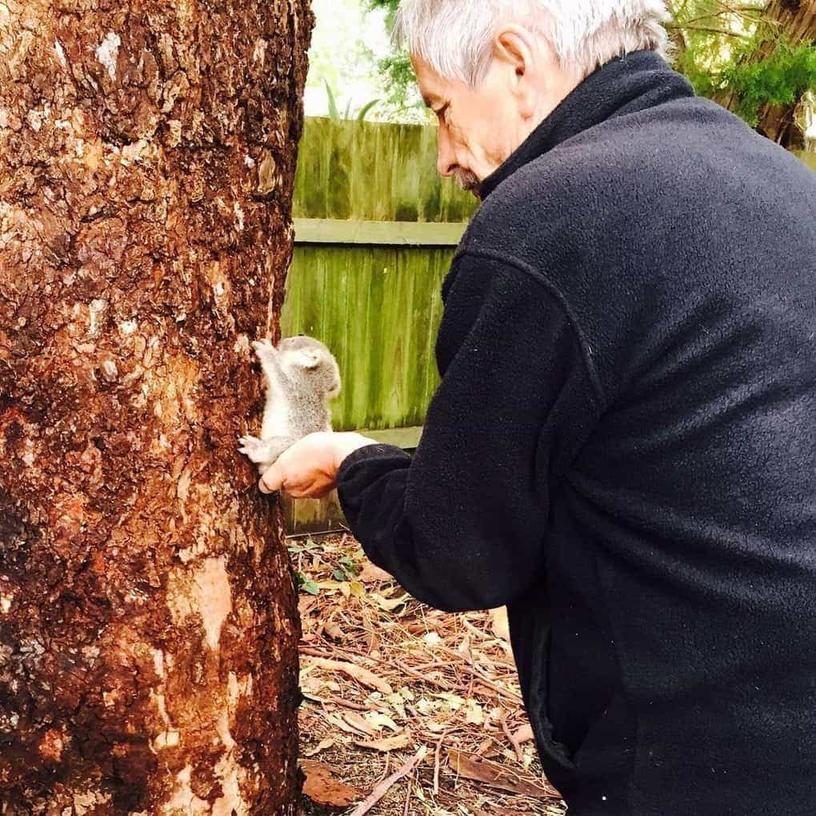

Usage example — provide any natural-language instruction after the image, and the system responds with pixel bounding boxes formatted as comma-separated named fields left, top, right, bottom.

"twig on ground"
left=349, top=746, right=429, bottom=816
left=502, top=715, right=525, bottom=763
left=402, top=775, right=413, bottom=816
left=433, top=734, right=446, bottom=795
left=394, top=659, right=454, bottom=691
left=302, top=692, right=376, bottom=713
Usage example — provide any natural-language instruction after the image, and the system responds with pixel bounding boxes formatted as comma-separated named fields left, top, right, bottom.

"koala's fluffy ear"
left=294, top=350, right=320, bottom=370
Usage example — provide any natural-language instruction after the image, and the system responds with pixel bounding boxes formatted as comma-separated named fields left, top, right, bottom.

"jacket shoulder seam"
left=454, top=246, right=608, bottom=412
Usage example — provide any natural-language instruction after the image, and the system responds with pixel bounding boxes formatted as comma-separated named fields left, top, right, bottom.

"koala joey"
left=238, top=335, right=342, bottom=475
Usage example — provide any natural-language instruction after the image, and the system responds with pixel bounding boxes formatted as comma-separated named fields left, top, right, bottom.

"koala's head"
left=278, top=336, right=341, bottom=399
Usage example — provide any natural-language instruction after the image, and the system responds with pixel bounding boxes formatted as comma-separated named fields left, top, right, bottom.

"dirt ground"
left=293, top=533, right=566, bottom=816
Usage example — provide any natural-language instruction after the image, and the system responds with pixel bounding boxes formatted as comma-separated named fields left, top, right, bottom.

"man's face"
left=414, top=55, right=522, bottom=194
left=413, top=33, right=582, bottom=197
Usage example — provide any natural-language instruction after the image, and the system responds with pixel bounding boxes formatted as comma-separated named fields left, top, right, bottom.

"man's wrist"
left=332, top=432, right=377, bottom=471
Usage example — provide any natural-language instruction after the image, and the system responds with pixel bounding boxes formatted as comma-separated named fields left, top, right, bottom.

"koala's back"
left=288, top=389, right=333, bottom=435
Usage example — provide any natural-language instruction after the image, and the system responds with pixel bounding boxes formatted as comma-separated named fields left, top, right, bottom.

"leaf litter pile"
left=293, top=533, right=566, bottom=816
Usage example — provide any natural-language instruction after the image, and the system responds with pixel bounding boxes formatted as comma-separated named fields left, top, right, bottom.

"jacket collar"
left=478, top=51, right=695, bottom=200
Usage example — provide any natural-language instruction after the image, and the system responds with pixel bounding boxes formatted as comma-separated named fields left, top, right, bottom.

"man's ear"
left=493, top=25, right=538, bottom=117
left=493, top=25, right=535, bottom=74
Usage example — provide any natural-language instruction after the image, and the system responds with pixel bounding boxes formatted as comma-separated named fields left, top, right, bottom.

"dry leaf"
left=325, top=711, right=383, bottom=739
left=385, top=692, right=408, bottom=719
left=306, top=657, right=393, bottom=695
left=359, top=564, right=393, bottom=584
left=304, top=737, right=336, bottom=757
left=372, top=592, right=410, bottom=613
left=465, top=699, right=485, bottom=726
left=423, top=631, right=443, bottom=648
left=475, top=738, right=493, bottom=757
left=447, top=749, right=552, bottom=798
left=324, top=621, right=345, bottom=640
left=512, top=724, right=534, bottom=745
left=301, top=691, right=325, bottom=708
left=298, top=596, right=318, bottom=616
left=342, top=711, right=378, bottom=737
left=490, top=608, right=511, bottom=642
left=354, top=731, right=412, bottom=753
left=301, top=760, right=361, bottom=807
left=364, top=710, right=400, bottom=732
left=434, top=692, right=465, bottom=711
left=299, top=670, right=327, bottom=696
left=326, top=712, right=365, bottom=736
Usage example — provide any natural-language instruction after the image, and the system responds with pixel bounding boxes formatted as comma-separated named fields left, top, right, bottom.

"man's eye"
left=435, top=104, right=449, bottom=121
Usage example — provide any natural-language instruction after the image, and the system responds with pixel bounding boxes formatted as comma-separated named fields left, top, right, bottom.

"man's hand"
left=258, top=432, right=375, bottom=498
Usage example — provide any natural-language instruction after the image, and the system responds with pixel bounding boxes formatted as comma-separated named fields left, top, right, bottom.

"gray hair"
left=394, top=0, right=669, bottom=84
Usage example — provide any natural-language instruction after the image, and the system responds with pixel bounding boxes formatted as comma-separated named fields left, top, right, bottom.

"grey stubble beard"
left=455, top=169, right=481, bottom=195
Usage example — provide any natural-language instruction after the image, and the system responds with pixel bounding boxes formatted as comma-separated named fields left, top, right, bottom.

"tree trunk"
left=745, top=0, right=816, bottom=147
left=0, top=0, right=311, bottom=812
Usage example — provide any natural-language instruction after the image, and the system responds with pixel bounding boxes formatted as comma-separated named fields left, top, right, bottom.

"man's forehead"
left=412, top=57, right=447, bottom=105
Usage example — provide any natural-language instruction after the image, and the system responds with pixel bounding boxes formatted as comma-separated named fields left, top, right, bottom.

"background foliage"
left=669, top=0, right=816, bottom=144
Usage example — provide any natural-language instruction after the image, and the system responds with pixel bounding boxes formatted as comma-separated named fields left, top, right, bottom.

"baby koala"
left=238, top=335, right=341, bottom=475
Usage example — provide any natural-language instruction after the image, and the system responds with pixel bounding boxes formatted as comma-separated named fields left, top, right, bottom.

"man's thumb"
left=259, top=463, right=283, bottom=494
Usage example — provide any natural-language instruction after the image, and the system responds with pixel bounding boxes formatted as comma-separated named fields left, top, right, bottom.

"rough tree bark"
left=0, top=0, right=312, bottom=812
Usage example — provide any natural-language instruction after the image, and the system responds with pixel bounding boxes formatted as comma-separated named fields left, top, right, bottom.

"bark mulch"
left=293, top=533, right=566, bottom=816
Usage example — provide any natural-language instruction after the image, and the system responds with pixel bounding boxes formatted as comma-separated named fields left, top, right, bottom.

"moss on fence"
left=292, top=117, right=474, bottom=224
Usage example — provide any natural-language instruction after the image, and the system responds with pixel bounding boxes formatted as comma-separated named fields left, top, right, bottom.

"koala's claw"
left=251, top=339, right=276, bottom=360
left=238, top=435, right=269, bottom=463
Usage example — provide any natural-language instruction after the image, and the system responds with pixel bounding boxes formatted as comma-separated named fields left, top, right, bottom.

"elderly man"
left=262, top=1, right=816, bottom=813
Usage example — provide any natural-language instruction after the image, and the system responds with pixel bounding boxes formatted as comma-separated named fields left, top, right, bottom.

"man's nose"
left=436, top=127, right=457, bottom=177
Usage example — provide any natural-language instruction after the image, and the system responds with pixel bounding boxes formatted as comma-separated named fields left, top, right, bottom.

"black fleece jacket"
left=337, top=52, right=816, bottom=815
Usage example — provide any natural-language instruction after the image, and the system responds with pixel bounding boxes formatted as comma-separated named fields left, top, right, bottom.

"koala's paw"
left=251, top=339, right=276, bottom=361
left=238, top=435, right=270, bottom=464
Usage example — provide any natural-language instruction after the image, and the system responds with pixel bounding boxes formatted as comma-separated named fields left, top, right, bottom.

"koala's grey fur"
left=238, top=335, right=341, bottom=475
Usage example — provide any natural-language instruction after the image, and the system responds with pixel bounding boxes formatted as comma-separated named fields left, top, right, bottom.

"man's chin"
left=455, top=172, right=482, bottom=196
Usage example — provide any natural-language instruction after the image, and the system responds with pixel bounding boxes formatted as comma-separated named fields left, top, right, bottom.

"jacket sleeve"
left=337, top=251, right=602, bottom=612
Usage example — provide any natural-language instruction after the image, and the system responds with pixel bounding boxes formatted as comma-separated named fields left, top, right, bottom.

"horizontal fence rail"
left=294, top=218, right=467, bottom=246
